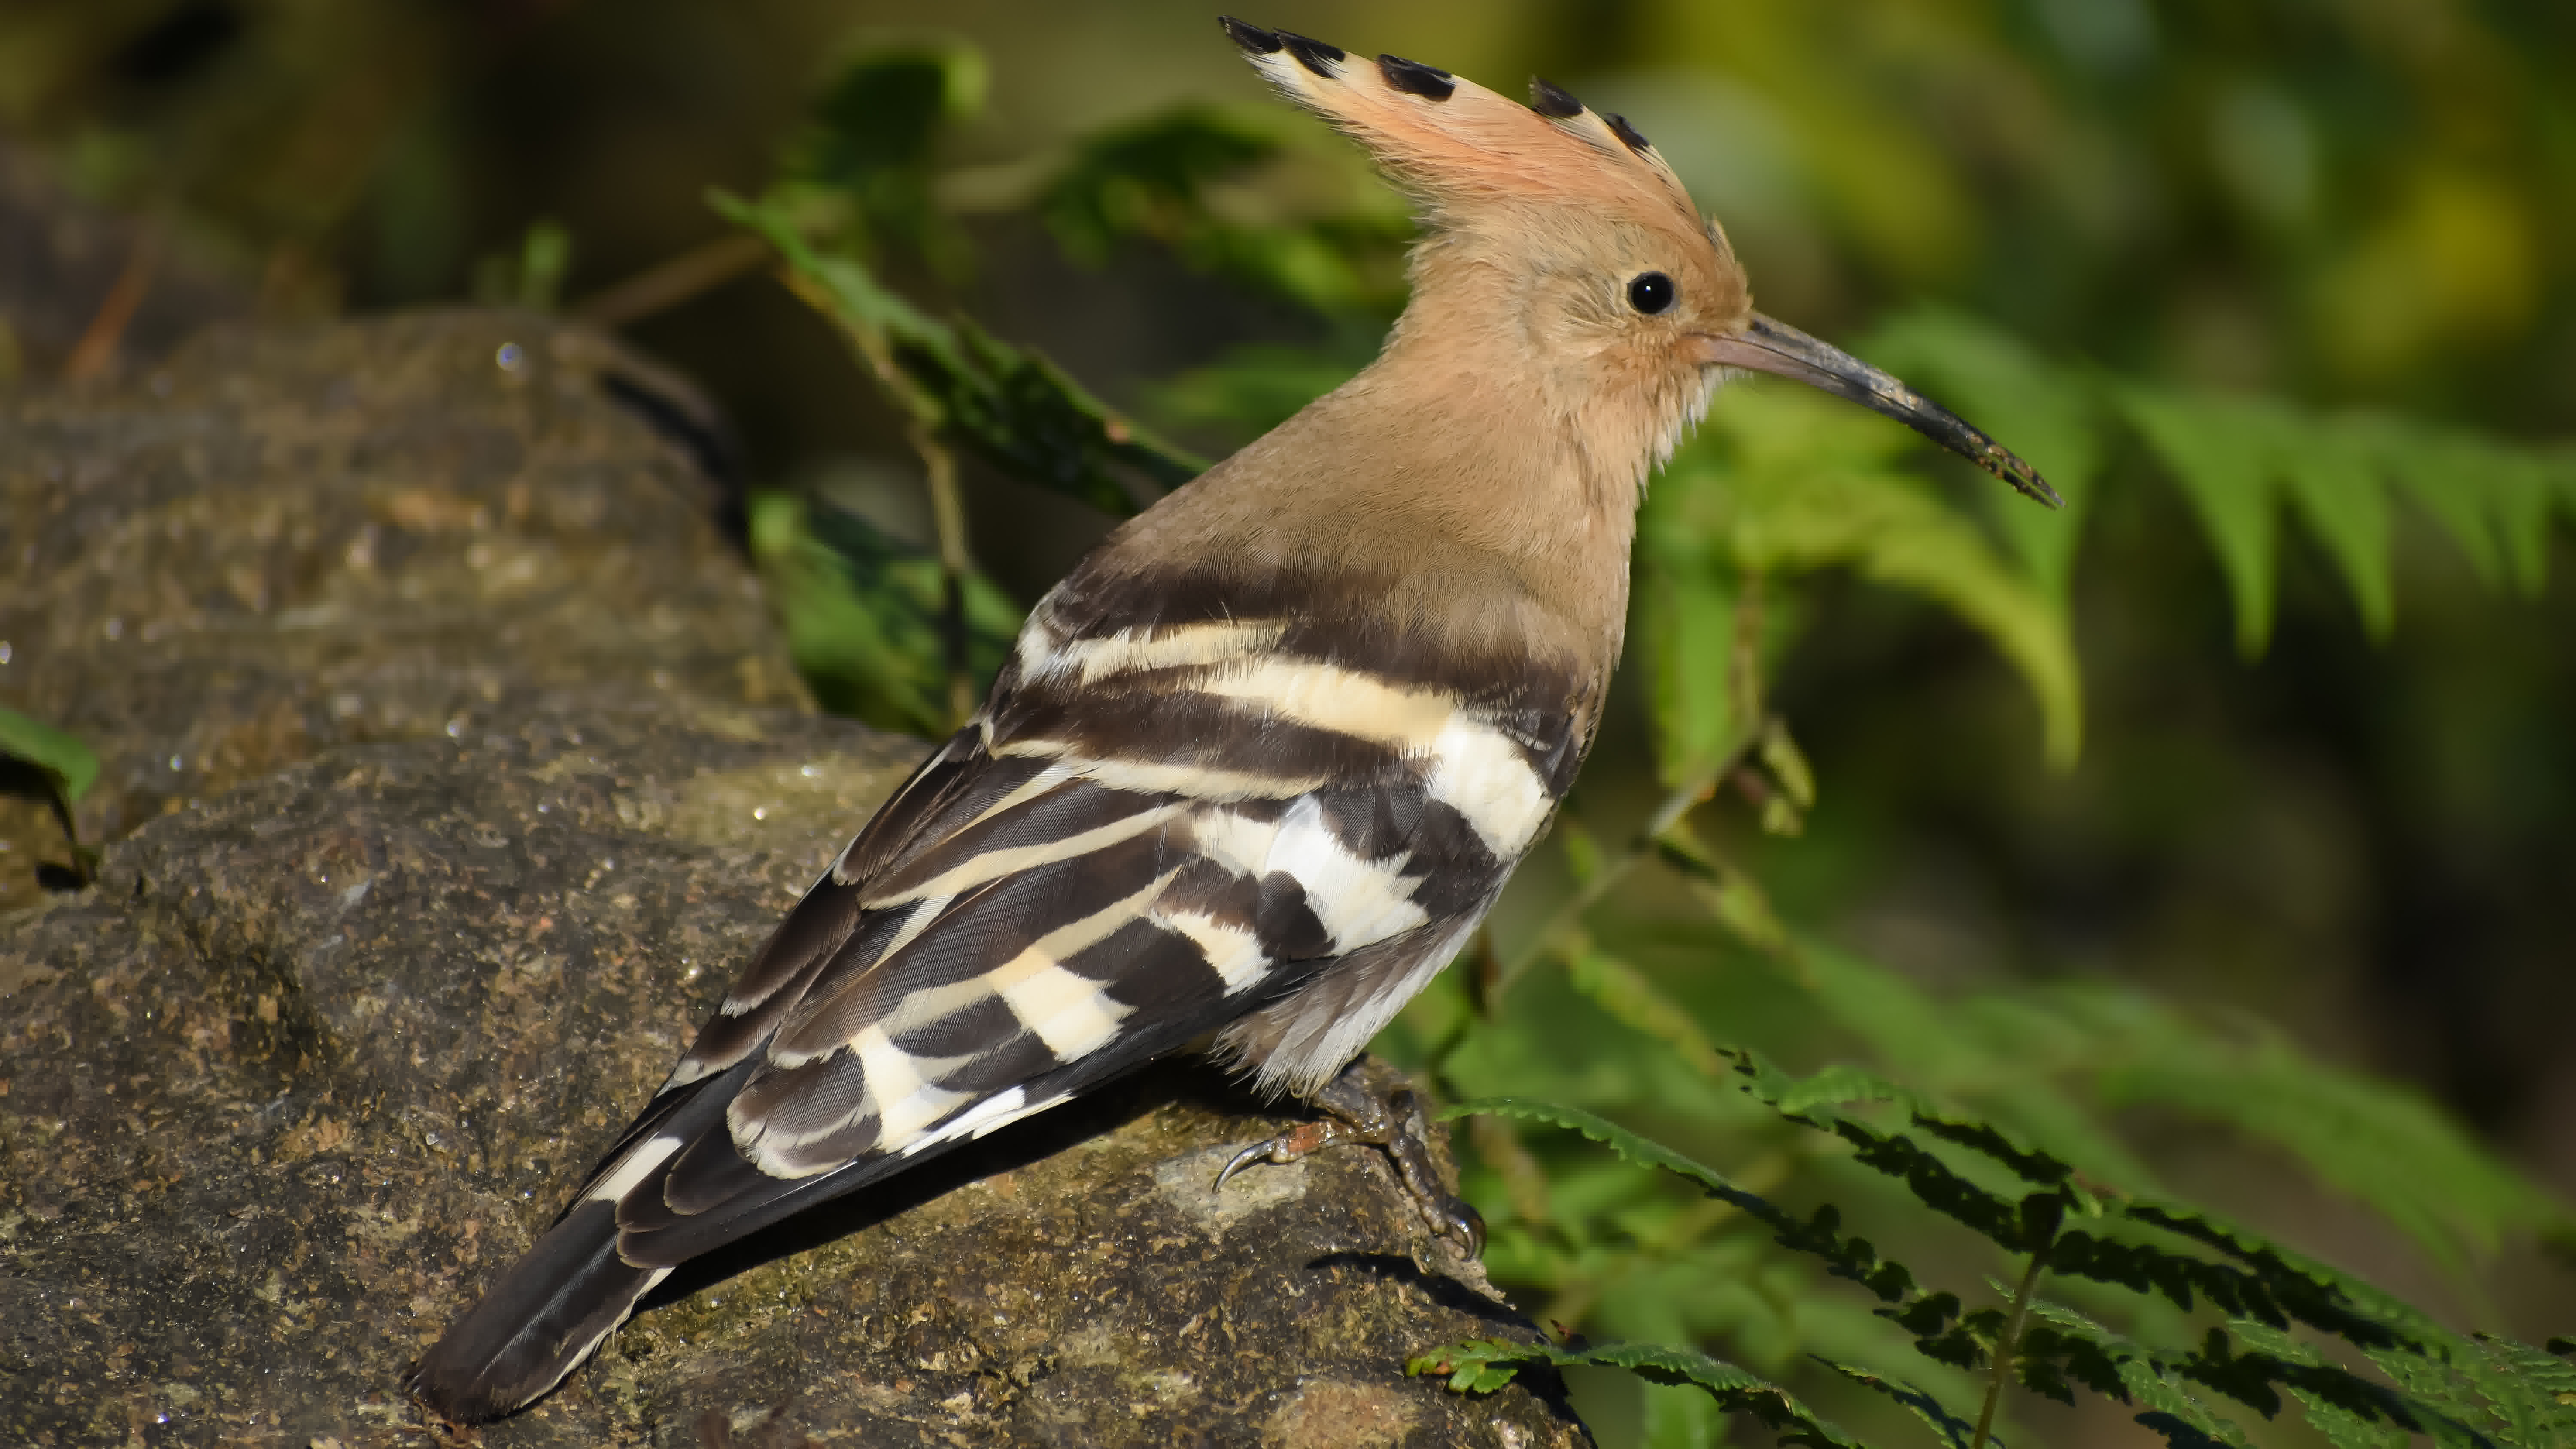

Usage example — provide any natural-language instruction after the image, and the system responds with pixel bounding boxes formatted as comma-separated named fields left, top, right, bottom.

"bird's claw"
left=1214, top=1119, right=1336, bottom=1192
left=1211, top=1061, right=1486, bottom=1259
left=1425, top=1191, right=1487, bottom=1260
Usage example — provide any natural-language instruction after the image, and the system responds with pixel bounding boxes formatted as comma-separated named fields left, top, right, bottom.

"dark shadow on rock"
left=1305, top=1250, right=1536, bottom=1337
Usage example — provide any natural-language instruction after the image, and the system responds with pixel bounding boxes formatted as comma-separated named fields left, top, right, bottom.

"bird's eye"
left=1628, top=271, right=1676, bottom=315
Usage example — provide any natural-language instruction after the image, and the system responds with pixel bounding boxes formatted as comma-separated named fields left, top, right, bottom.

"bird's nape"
left=1694, top=314, right=2063, bottom=508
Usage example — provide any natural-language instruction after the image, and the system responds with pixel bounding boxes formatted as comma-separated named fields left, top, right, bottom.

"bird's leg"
left=1216, top=1060, right=1486, bottom=1258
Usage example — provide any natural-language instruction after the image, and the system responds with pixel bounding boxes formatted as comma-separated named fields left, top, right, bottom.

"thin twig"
left=573, top=232, right=772, bottom=328
left=66, top=224, right=163, bottom=382
left=1972, top=1203, right=2063, bottom=1449
left=910, top=420, right=977, bottom=726
left=776, top=262, right=979, bottom=725
left=1728, top=566, right=1768, bottom=737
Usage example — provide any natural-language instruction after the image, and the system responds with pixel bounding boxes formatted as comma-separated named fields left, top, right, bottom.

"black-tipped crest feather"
left=1527, top=76, right=1585, bottom=118
left=1217, top=16, right=1281, bottom=54
left=1378, top=55, right=1456, bottom=100
left=1604, top=112, right=1653, bottom=153
left=1276, top=30, right=1345, bottom=76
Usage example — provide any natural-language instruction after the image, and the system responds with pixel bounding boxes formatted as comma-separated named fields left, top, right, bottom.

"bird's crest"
left=1220, top=18, right=1704, bottom=240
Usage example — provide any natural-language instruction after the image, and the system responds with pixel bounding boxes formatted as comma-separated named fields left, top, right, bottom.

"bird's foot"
left=1216, top=1060, right=1485, bottom=1258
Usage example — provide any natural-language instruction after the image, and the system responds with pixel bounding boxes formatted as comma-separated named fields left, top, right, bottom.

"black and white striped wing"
left=620, top=589, right=1580, bottom=1254
left=410, top=578, right=1585, bottom=1417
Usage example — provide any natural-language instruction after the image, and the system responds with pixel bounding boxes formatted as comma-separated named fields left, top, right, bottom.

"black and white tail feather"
left=405, top=556, right=1590, bottom=1419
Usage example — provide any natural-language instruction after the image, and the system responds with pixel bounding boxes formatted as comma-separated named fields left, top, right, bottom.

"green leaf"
left=2401, top=1333, right=2576, bottom=1446
left=1641, top=1377, right=1725, bottom=1449
left=2371, top=421, right=2558, bottom=597
left=0, top=705, right=102, bottom=887
left=1442, top=1094, right=1930, bottom=1303
left=1557, top=816, right=1605, bottom=889
left=1440, top=1098, right=1753, bottom=1204
left=1039, top=103, right=1272, bottom=265
left=719, top=189, right=1203, bottom=515
left=1656, top=823, right=1789, bottom=954
left=1148, top=341, right=1367, bottom=439
left=2273, top=417, right=2396, bottom=639
left=2225, top=1321, right=2430, bottom=1449
left=1759, top=720, right=1817, bottom=810
left=2017, top=1302, right=2258, bottom=1448
left=932, top=317, right=1204, bottom=507
left=784, top=38, right=987, bottom=260
left=2016, top=1303, right=2527, bottom=1449
left=2100, top=1031, right=2567, bottom=1280
left=2117, top=387, right=2281, bottom=657
left=1720, top=1047, right=2041, bottom=1175
left=516, top=219, right=572, bottom=310
left=1783, top=941, right=2569, bottom=1276
left=1563, top=951, right=1730, bottom=1078
left=1637, top=538, right=1744, bottom=786
left=1667, top=386, right=2084, bottom=768
left=0, top=707, right=100, bottom=804
left=1815, top=1356, right=1989, bottom=1449
left=747, top=491, right=1018, bottom=737
left=1035, top=103, right=1404, bottom=315
left=2104, top=1200, right=2426, bottom=1350
left=1410, top=1338, right=1869, bottom=1449
left=2113, top=393, right=2567, bottom=650
left=793, top=42, right=984, bottom=188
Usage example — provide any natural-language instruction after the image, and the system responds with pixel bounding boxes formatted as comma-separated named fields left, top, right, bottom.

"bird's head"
left=1222, top=19, right=2059, bottom=508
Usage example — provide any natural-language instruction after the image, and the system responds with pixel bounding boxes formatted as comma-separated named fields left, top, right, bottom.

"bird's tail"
left=404, top=1197, right=669, bottom=1422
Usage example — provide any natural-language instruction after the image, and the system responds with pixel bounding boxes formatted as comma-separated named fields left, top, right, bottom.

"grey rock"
left=0, top=313, right=1585, bottom=1447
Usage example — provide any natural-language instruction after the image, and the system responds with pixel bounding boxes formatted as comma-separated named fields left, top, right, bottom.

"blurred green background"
left=5, top=1, right=2570, bottom=1442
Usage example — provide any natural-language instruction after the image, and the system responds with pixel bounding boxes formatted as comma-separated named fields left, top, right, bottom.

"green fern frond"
left=1410, top=1338, right=1871, bottom=1449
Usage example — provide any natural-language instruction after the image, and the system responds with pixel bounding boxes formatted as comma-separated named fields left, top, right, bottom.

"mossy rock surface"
left=0, top=313, right=1586, bottom=1448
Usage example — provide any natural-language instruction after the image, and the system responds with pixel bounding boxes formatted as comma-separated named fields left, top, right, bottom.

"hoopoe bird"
left=409, top=18, right=2055, bottom=1422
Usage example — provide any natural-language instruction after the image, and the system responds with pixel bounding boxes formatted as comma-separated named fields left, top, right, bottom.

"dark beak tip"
left=1992, top=455, right=2065, bottom=510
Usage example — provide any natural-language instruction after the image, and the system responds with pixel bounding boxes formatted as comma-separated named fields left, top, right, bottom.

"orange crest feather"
left=1221, top=20, right=1703, bottom=240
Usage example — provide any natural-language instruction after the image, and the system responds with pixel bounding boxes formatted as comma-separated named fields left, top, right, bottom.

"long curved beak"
left=1693, top=314, right=2061, bottom=508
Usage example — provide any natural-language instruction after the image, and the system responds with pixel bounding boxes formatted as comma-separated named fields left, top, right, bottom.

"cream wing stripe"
left=981, top=871, right=1174, bottom=1055
left=861, top=801, right=1186, bottom=907
left=1193, top=656, right=1555, bottom=854
left=738, top=1025, right=976, bottom=1168
left=1151, top=906, right=1270, bottom=992
left=873, top=893, right=953, bottom=972
left=1022, top=619, right=1290, bottom=685
left=991, top=739, right=1331, bottom=802
left=583, top=1135, right=684, bottom=1204
left=956, top=763, right=1079, bottom=834
left=900, top=1086, right=1075, bottom=1157
left=1196, top=657, right=1455, bottom=751
left=870, top=871, right=1173, bottom=1045
left=1425, top=714, right=1556, bottom=856
left=1184, top=805, right=1283, bottom=880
